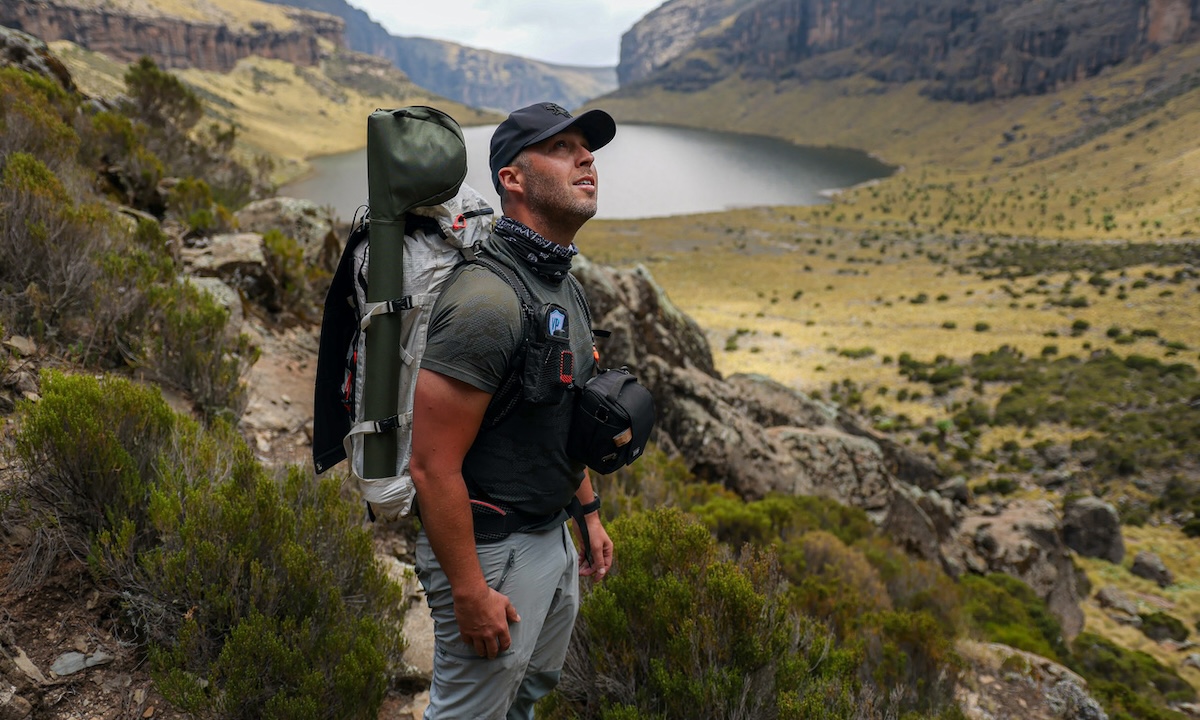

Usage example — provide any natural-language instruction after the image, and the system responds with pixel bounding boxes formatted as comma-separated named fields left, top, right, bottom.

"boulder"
left=180, top=232, right=296, bottom=313
left=0, top=26, right=74, bottom=91
left=943, top=500, right=1084, bottom=639
left=234, top=197, right=340, bottom=273
left=724, top=373, right=837, bottom=429
left=1062, top=496, right=1125, bottom=563
left=936, top=476, right=972, bottom=505
left=1094, top=585, right=1138, bottom=616
left=573, top=257, right=716, bottom=378
left=882, top=484, right=941, bottom=562
left=1131, top=551, right=1174, bottom=588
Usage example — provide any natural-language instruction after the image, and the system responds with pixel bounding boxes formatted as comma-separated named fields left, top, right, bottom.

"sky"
left=344, top=0, right=666, bottom=67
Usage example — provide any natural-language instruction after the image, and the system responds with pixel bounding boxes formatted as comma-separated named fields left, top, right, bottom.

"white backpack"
left=312, top=183, right=496, bottom=520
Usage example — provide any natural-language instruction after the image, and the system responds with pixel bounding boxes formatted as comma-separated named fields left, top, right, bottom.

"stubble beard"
left=524, top=170, right=597, bottom=232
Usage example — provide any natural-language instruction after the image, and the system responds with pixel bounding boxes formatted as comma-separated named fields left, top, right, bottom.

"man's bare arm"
left=410, top=369, right=519, bottom=659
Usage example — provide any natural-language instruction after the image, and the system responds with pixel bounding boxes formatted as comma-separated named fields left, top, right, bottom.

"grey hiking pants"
left=415, top=522, right=579, bottom=720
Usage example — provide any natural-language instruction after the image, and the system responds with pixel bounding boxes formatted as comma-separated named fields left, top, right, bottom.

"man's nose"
left=578, top=147, right=594, bottom=166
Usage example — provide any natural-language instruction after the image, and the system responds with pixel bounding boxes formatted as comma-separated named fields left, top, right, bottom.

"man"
left=409, top=102, right=617, bottom=720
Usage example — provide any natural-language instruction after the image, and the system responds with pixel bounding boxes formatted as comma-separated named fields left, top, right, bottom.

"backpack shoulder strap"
left=566, top=273, right=592, bottom=330
left=473, top=254, right=536, bottom=428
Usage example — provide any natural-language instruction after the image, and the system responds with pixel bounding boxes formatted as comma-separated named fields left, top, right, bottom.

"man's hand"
left=453, top=583, right=521, bottom=659
left=577, top=513, right=613, bottom=579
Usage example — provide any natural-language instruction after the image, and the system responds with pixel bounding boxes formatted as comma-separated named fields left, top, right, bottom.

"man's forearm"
left=414, top=469, right=487, bottom=599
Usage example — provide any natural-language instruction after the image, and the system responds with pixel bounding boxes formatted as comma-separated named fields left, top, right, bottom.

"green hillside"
left=52, top=40, right=498, bottom=184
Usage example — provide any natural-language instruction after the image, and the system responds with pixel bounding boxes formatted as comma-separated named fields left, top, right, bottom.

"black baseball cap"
left=489, top=102, right=617, bottom=192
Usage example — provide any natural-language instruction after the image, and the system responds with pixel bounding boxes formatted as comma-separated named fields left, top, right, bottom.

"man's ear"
left=498, top=165, right=522, bottom=197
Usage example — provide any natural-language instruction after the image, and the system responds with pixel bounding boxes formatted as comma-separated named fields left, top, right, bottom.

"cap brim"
left=524, top=108, right=616, bottom=155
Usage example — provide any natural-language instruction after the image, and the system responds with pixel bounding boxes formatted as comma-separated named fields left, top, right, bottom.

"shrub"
left=262, top=229, right=319, bottom=317
left=142, top=278, right=258, bottom=420
left=123, top=56, right=202, bottom=133
left=785, top=531, right=893, bottom=636
left=1138, top=612, right=1190, bottom=643
left=0, top=153, right=121, bottom=334
left=1071, top=632, right=1196, bottom=717
left=960, top=574, right=1068, bottom=662
left=8, top=371, right=405, bottom=718
left=969, top=477, right=1017, bottom=494
left=557, top=507, right=865, bottom=719
left=838, top=346, right=875, bottom=359
left=974, top=322, right=991, bottom=332
left=694, top=495, right=874, bottom=550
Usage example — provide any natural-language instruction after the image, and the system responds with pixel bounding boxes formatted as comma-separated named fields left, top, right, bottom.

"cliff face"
left=0, top=0, right=343, bottom=71
left=620, top=0, right=1200, bottom=100
left=618, top=0, right=759, bottom=86
left=256, top=0, right=616, bottom=111
left=386, top=38, right=616, bottom=112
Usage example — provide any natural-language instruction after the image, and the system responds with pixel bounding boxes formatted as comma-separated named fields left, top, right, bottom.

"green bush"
left=143, top=279, right=258, bottom=419
left=1138, top=612, right=1190, bottom=643
left=693, top=494, right=874, bottom=550
left=169, top=177, right=218, bottom=235
left=558, top=507, right=866, bottom=719
left=1071, top=632, right=1195, bottom=719
left=262, top=229, right=322, bottom=317
left=9, top=371, right=404, bottom=718
left=838, top=346, right=876, bottom=359
left=0, top=152, right=122, bottom=335
left=960, top=574, right=1068, bottom=662
left=973, top=478, right=1019, bottom=496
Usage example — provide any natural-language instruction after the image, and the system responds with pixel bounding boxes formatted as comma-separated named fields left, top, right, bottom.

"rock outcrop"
left=617, top=0, right=1200, bottom=101
left=1094, top=585, right=1140, bottom=625
left=1062, top=496, right=1126, bottom=564
left=957, top=641, right=1108, bottom=720
left=0, top=25, right=73, bottom=90
left=0, top=0, right=343, bottom=71
left=1131, top=550, right=1175, bottom=588
left=942, top=501, right=1085, bottom=639
left=573, top=257, right=930, bottom=511
left=235, top=197, right=340, bottom=273
left=573, top=256, right=1089, bottom=634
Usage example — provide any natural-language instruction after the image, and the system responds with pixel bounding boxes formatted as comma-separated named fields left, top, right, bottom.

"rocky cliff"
left=619, top=0, right=1200, bottom=100
left=257, top=0, right=617, bottom=111
left=384, top=38, right=616, bottom=112
left=618, top=0, right=758, bottom=86
left=0, top=0, right=342, bottom=71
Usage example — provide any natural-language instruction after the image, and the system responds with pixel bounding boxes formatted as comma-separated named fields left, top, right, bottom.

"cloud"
left=347, top=0, right=663, bottom=66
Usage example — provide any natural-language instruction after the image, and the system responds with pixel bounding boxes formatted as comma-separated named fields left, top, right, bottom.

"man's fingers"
left=506, top=600, right=521, bottom=624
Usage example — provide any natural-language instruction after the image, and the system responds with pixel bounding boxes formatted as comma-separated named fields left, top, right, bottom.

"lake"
left=281, top=123, right=894, bottom=222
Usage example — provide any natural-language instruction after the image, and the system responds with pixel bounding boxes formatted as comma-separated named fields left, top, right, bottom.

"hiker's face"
left=517, top=128, right=598, bottom=223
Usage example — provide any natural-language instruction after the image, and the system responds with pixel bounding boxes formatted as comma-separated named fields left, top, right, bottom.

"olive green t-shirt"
left=421, top=233, right=595, bottom=523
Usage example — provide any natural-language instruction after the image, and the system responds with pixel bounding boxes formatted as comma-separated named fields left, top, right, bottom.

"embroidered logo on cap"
left=541, top=103, right=571, bottom=117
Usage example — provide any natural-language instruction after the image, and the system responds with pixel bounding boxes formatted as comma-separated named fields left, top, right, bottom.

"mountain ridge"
left=618, top=0, right=1200, bottom=101
left=256, top=0, right=617, bottom=110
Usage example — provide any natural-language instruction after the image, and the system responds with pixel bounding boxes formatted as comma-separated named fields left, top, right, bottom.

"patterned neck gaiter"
left=494, top=216, right=577, bottom=283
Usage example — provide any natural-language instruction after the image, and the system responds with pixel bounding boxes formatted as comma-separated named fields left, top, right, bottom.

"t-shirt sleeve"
left=421, top=265, right=523, bottom=393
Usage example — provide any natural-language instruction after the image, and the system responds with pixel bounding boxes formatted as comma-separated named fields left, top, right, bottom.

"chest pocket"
left=523, top=302, right=574, bottom=404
